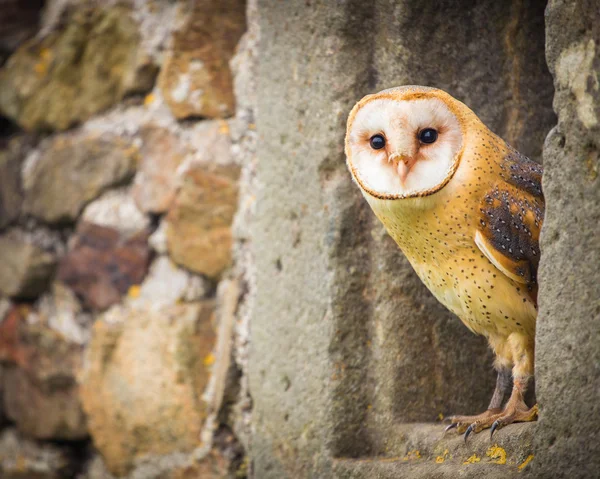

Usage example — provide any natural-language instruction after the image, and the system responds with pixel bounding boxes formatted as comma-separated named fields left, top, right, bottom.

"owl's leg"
left=445, top=365, right=512, bottom=434
left=463, top=333, right=538, bottom=441
left=488, top=334, right=538, bottom=437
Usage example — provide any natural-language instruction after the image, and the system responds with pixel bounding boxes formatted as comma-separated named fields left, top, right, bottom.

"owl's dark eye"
left=419, top=128, right=438, bottom=144
left=370, top=134, right=386, bottom=150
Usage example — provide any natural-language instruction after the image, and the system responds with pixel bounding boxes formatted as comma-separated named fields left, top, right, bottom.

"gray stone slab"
left=533, top=1, right=600, bottom=478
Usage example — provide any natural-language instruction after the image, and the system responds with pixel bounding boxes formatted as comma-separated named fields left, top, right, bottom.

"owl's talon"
left=490, top=420, right=500, bottom=439
left=464, top=424, right=474, bottom=443
left=444, top=423, right=458, bottom=433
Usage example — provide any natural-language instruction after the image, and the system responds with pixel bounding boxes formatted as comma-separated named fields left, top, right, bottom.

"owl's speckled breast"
left=363, top=154, right=537, bottom=341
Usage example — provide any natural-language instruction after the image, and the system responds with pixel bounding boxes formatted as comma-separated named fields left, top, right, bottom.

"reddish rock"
left=57, top=222, right=152, bottom=311
left=132, top=126, right=189, bottom=214
left=159, top=0, right=246, bottom=119
left=0, top=305, right=87, bottom=440
left=166, top=164, right=240, bottom=278
left=80, top=301, right=217, bottom=476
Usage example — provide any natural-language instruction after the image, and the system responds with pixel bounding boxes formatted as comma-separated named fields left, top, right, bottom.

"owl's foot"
left=445, top=408, right=502, bottom=434
left=458, top=377, right=537, bottom=442
left=489, top=403, right=538, bottom=438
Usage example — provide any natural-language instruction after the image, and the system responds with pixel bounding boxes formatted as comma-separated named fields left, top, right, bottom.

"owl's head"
left=345, top=86, right=469, bottom=200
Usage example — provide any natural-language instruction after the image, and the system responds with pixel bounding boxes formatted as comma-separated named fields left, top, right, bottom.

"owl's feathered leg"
left=460, top=333, right=538, bottom=441
left=445, top=366, right=512, bottom=434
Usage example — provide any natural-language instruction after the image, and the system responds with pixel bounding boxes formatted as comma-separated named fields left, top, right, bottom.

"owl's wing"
left=475, top=149, right=544, bottom=289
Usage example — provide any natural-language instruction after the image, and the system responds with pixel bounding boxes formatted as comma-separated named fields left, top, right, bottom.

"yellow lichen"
left=144, top=93, right=155, bottom=106
left=486, top=445, right=507, bottom=465
left=218, top=120, right=230, bottom=135
left=127, top=284, right=141, bottom=298
left=435, top=449, right=449, bottom=463
left=402, top=450, right=422, bottom=461
left=463, top=454, right=481, bottom=464
left=438, top=412, right=444, bottom=421
left=518, top=454, right=534, bottom=471
left=203, top=353, right=215, bottom=366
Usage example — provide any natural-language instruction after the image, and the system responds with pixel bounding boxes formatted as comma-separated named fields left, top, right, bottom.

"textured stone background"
left=0, top=0, right=598, bottom=478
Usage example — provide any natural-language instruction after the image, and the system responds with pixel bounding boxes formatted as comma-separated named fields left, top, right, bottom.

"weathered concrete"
left=533, top=1, right=600, bottom=478
left=250, top=1, right=554, bottom=477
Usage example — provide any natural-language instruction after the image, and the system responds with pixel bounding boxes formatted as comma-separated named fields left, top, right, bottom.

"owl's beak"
left=389, top=153, right=415, bottom=183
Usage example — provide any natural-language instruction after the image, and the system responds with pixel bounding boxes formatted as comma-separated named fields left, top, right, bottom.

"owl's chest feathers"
left=366, top=191, right=535, bottom=338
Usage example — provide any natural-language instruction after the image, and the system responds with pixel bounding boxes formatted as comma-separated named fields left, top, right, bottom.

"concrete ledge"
left=333, top=422, right=535, bottom=478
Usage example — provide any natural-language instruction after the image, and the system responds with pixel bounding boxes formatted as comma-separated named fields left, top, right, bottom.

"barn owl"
left=345, top=86, right=542, bottom=440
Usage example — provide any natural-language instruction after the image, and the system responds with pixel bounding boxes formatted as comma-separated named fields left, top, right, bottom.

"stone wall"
left=1, top=1, right=599, bottom=478
left=0, top=1, right=249, bottom=477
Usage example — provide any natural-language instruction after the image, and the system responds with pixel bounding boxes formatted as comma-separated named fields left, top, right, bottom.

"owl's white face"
left=346, top=97, right=463, bottom=199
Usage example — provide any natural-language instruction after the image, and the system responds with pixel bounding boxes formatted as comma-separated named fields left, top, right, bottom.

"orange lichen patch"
left=203, top=353, right=215, bottom=366
left=518, top=454, right=534, bottom=471
left=486, top=445, right=507, bottom=465
left=144, top=93, right=155, bottom=106
left=435, top=449, right=449, bottom=463
left=401, top=450, right=421, bottom=462
left=463, top=454, right=481, bottom=464
left=127, top=284, right=141, bottom=298
left=34, top=48, right=53, bottom=75
left=248, top=123, right=256, bottom=130
left=218, top=120, right=230, bottom=135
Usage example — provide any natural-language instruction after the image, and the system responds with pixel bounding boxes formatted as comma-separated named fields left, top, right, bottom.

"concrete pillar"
left=250, top=1, right=554, bottom=476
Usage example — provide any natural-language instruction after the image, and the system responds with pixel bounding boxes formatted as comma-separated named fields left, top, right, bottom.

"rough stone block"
left=159, top=0, right=246, bottom=119
left=132, top=126, right=189, bottom=214
left=22, top=133, right=137, bottom=224
left=0, top=305, right=87, bottom=440
left=0, top=5, right=156, bottom=131
left=57, top=222, right=152, bottom=311
left=79, top=301, right=217, bottom=476
left=166, top=164, right=240, bottom=278
left=0, top=229, right=56, bottom=299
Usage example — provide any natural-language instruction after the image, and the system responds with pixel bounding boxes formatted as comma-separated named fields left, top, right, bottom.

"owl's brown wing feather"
left=475, top=149, right=544, bottom=300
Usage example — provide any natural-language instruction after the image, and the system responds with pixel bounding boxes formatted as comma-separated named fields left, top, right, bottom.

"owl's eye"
left=370, top=134, right=386, bottom=150
left=419, top=128, right=438, bottom=144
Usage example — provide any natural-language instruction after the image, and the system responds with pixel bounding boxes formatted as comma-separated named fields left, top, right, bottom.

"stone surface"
left=533, top=2, right=600, bottom=478
left=32, top=282, right=93, bottom=345
left=166, top=164, right=240, bottom=278
left=23, top=133, right=137, bottom=224
left=159, top=0, right=246, bottom=119
left=0, top=136, right=26, bottom=230
left=0, top=305, right=87, bottom=440
left=0, top=5, right=156, bottom=131
left=248, top=1, right=554, bottom=477
left=0, top=229, right=56, bottom=299
left=82, top=188, right=150, bottom=238
left=132, top=126, right=189, bottom=214
left=57, top=222, right=152, bottom=311
left=128, top=256, right=211, bottom=309
left=80, top=301, right=217, bottom=476
left=0, top=427, right=75, bottom=479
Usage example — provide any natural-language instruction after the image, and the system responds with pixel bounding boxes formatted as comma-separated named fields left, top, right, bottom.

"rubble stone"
left=79, top=301, right=217, bottom=476
left=57, top=222, right=151, bottom=311
left=0, top=5, right=157, bottom=131
left=166, top=164, right=240, bottom=278
left=0, top=229, right=56, bottom=299
left=158, top=0, right=246, bottom=119
left=22, top=133, right=137, bottom=224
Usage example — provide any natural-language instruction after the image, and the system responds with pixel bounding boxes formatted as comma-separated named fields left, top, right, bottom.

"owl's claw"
left=444, top=422, right=458, bottom=433
left=490, top=420, right=500, bottom=439
left=464, top=424, right=474, bottom=443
